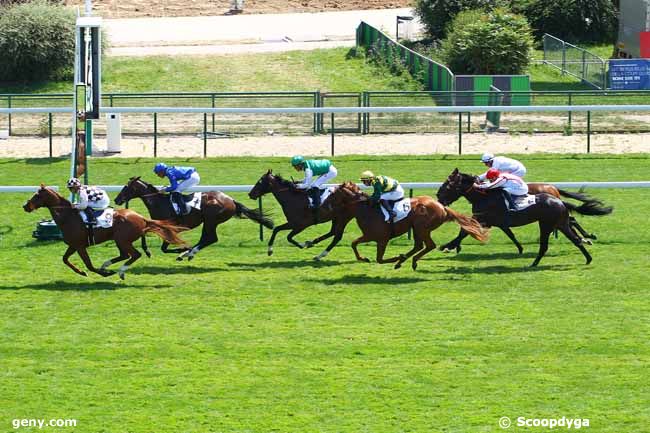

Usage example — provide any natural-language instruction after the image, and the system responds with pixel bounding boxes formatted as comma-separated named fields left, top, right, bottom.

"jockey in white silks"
left=478, top=153, right=527, bottom=180
left=66, top=177, right=110, bottom=224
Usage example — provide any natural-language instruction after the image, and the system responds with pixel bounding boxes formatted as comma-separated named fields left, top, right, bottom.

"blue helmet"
left=153, top=162, right=167, bottom=174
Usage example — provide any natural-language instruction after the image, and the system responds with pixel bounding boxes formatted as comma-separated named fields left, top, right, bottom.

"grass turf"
left=0, top=154, right=649, bottom=432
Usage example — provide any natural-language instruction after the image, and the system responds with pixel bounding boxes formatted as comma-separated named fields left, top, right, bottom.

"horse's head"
left=23, top=184, right=66, bottom=212
left=115, top=176, right=154, bottom=205
left=324, top=181, right=366, bottom=211
left=436, top=168, right=475, bottom=206
left=249, top=169, right=274, bottom=200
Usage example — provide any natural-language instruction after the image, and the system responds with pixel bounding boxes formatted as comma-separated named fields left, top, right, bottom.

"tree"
left=442, top=8, right=534, bottom=74
left=413, top=0, right=505, bottom=40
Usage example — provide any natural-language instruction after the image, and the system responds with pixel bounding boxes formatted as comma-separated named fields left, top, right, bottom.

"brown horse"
left=23, top=185, right=188, bottom=280
left=115, top=177, right=273, bottom=261
left=248, top=170, right=355, bottom=260
left=324, top=182, right=488, bottom=270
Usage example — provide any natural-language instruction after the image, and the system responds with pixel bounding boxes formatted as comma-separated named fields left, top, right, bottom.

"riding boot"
left=381, top=199, right=397, bottom=221
left=171, top=192, right=186, bottom=216
left=83, top=208, right=96, bottom=245
left=309, top=187, right=321, bottom=222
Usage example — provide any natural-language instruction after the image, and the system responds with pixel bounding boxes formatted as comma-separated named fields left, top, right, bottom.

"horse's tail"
left=557, top=188, right=604, bottom=205
left=143, top=219, right=189, bottom=247
left=444, top=207, right=489, bottom=242
left=234, top=201, right=274, bottom=229
left=562, top=200, right=613, bottom=217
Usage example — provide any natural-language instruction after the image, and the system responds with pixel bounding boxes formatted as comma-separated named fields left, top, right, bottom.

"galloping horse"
left=23, top=185, right=188, bottom=279
left=436, top=169, right=613, bottom=266
left=114, top=177, right=273, bottom=261
left=324, top=182, right=488, bottom=270
left=248, top=170, right=355, bottom=260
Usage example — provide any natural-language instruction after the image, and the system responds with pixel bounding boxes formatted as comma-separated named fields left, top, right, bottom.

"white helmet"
left=66, top=177, right=81, bottom=188
left=480, top=152, right=494, bottom=163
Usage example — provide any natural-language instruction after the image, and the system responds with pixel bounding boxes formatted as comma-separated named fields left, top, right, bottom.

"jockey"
left=66, top=177, right=110, bottom=224
left=474, top=168, right=528, bottom=211
left=291, top=155, right=337, bottom=209
left=153, top=162, right=200, bottom=216
left=478, top=153, right=527, bottom=180
left=360, top=171, right=404, bottom=219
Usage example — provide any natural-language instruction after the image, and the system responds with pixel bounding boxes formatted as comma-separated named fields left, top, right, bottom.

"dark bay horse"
left=325, top=182, right=488, bottom=270
left=248, top=170, right=355, bottom=260
left=23, top=185, right=188, bottom=279
left=115, top=177, right=273, bottom=261
left=436, top=169, right=613, bottom=266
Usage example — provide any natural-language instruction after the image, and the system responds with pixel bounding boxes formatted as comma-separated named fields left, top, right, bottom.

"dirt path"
left=64, top=0, right=412, bottom=18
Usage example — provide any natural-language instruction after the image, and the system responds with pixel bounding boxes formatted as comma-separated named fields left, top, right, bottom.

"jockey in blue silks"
left=153, top=162, right=200, bottom=216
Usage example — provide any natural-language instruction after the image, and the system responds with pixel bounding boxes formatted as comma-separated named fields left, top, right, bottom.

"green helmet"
left=291, top=155, right=305, bottom=166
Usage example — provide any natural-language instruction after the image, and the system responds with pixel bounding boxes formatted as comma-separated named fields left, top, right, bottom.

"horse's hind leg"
left=62, top=246, right=87, bottom=277
left=559, top=221, right=592, bottom=265
left=530, top=223, right=553, bottom=267
left=161, top=241, right=190, bottom=254
left=306, top=220, right=336, bottom=248
left=100, top=245, right=130, bottom=272
left=141, top=236, right=152, bottom=258
left=375, top=238, right=403, bottom=265
left=76, top=247, right=115, bottom=277
left=314, top=219, right=349, bottom=261
left=395, top=232, right=424, bottom=270
left=115, top=242, right=143, bottom=280
left=411, top=230, right=437, bottom=271
left=500, top=226, right=524, bottom=254
left=569, top=216, right=594, bottom=244
left=178, top=224, right=218, bottom=261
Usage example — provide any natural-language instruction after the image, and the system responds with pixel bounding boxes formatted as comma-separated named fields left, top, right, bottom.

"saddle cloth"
left=307, top=187, right=335, bottom=208
left=513, top=194, right=536, bottom=211
left=79, top=208, right=114, bottom=228
left=380, top=197, right=411, bottom=222
left=171, top=192, right=202, bottom=214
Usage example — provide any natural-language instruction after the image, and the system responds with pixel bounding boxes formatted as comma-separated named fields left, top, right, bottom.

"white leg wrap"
left=118, top=265, right=129, bottom=277
left=100, top=260, right=112, bottom=271
left=314, top=250, right=329, bottom=261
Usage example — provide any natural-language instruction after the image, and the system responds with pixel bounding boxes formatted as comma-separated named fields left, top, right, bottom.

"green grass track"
left=0, top=154, right=648, bottom=432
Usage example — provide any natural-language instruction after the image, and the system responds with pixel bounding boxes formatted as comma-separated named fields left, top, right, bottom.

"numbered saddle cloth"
left=513, top=194, right=536, bottom=211
left=171, top=192, right=202, bottom=214
left=380, top=197, right=412, bottom=222
left=79, top=208, right=114, bottom=228
left=307, top=187, right=335, bottom=208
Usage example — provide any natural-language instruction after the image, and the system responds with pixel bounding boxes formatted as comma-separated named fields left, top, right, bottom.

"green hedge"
left=0, top=0, right=75, bottom=82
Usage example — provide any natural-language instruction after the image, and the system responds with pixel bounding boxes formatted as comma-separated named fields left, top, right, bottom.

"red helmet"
left=486, top=168, right=501, bottom=180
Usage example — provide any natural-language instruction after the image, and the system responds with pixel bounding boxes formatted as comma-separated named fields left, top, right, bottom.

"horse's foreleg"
left=76, top=247, right=115, bottom=277
left=375, top=239, right=403, bottom=265
left=351, top=234, right=372, bottom=263
left=569, top=216, right=595, bottom=244
left=161, top=241, right=189, bottom=254
left=267, top=222, right=292, bottom=256
left=286, top=228, right=307, bottom=249
left=440, top=228, right=469, bottom=253
left=306, top=220, right=336, bottom=248
left=115, top=242, right=143, bottom=280
left=313, top=218, right=350, bottom=261
left=177, top=225, right=218, bottom=261
left=531, top=223, right=553, bottom=267
left=395, top=233, right=424, bottom=270
left=62, top=246, right=87, bottom=277
left=141, top=237, right=151, bottom=258
left=499, top=226, right=524, bottom=254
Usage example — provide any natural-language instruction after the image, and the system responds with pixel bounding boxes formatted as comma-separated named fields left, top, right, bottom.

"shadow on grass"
left=129, top=265, right=225, bottom=275
left=0, top=280, right=171, bottom=291
left=311, top=274, right=430, bottom=285
left=429, top=263, right=579, bottom=276
left=226, top=259, right=358, bottom=269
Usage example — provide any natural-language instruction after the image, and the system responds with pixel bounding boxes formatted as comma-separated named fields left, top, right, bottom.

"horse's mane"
left=131, top=177, right=159, bottom=193
left=339, top=181, right=368, bottom=197
left=44, top=186, right=72, bottom=206
left=272, top=173, right=298, bottom=189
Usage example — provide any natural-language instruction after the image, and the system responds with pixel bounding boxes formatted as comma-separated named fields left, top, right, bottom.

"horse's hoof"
left=589, top=234, right=597, bottom=240
left=394, top=262, right=402, bottom=270
left=145, top=251, right=152, bottom=258
left=441, top=248, right=451, bottom=254
left=584, top=239, right=593, bottom=246
left=187, top=255, right=194, bottom=261
left=412, top=261, right=418, bottom=271
left=518, top=248, right=524, bottom=255
left=80, top=271, right=88, bottom=277
left=304, top=241, right=314, bottom=249
left=176, top=256, right=184, bottom=262
left=359, top=257, right=370, bottom=263
left=586, top=257, right=592, bottom=265
left=456, top=246, right=462, bottom=254
left=119, top=273, right=126, bottom=281
left=267, top=249, right=273, bottom=256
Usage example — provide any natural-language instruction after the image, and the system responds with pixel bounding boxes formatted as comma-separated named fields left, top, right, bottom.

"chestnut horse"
left=23, top=185, right=188, bottom=279
left=115, top=177, right=273, bottom=261
left=248, top=170, right=355, bottom=260
left=324, top=182, right=488, bottom=270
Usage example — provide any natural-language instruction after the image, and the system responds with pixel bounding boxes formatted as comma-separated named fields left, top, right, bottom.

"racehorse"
left=248, top=170, right=355, bottom=260
left=23, top=185, right=188, bottom=279
left=436, top=169, right=613, bottom=266
left=527, top=183, right=600, bottom=241
left=324, top=182, right=488, bottom=270
left=114, top=177, right=274, bottom=261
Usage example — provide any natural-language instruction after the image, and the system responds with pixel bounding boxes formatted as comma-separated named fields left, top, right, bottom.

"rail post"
left=153, top=112, right=157, bottom=158
left=458, top=112, right=463, bottom=155
left=203, top=113, right=208, bottom=158
left=7, top=95, right=11, bottom=136
left=587, top=110, right=591, bottom=153
left=48, top=113, right=53, bottom=159
left=331, top=113, right=335, bottom=156
left=258, top=197, right=264, bottom=241
left=407, top=188, right=413, bottom=240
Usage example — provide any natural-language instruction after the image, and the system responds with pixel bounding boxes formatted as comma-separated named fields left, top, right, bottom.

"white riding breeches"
left=171, top=172, right=200, bottom=193
left=88, top=196, right=110, bottom=210
left=311, top=166, right=337, bottom=189
left=380, top=184, right=404, bottom=201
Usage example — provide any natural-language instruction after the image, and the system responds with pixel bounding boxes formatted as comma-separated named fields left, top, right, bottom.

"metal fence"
left=542, top=33, right=607, bottom=90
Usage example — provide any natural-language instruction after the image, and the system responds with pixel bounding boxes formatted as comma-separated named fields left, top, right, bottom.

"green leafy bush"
left=413, top=0, right=506, bottom=40
left=0, top=0, right=75, bottom=82
left=512, top=0, right=617, bottom=43
left=442, top=8, right=533, bottom=74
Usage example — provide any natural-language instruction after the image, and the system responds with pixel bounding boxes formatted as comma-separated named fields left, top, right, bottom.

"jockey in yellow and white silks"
left=360, top=171, right=404, bottom=218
